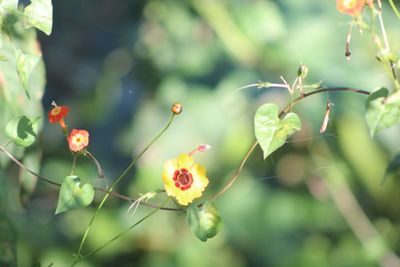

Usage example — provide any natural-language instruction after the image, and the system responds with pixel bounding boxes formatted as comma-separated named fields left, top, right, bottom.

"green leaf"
left=55, top=176, right=94, bottom=214
left=381, top=154, right=400, bottom=185
left=365, top=88, right=400, bottom=137
left=0, top=0, right=18, bottom=13
left=5, top=115, right=40, bottom=147
left=23, top=0, right=53, bottom=35
left=15, top=49, right=40, bottom=99
left=254, top=103, right=301, bottom=159
left=187, top=201, right=222, bottom=242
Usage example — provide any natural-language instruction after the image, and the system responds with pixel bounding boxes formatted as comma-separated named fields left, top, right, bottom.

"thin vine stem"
left=279, top=87, right=370, bottom=117
left=76, top=113, right=176, bottom=256
left=376, top=0, right=397, bottom=83
left=0, top=145, right=61, bottom=187
left=210, top=141, right=258, bottom=200
left=76, top=197, right=170, bottom=265
left=71, top=154, right=77, bottom=175
left=0, top=87, right=371, bottom=212
left=0, top=143, right=180, bottom=211
left=209, top=87, right=370, bottom=200
left=388, top=0, right=400, bottom=19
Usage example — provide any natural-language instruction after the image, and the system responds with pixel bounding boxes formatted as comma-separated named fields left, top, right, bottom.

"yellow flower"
left=162, top=154, right=209, bottom=206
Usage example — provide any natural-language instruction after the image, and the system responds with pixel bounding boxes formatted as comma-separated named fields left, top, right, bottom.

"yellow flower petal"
left=162, top=154, right=209, bottom=206
left=176, top=154, right=195, bottom=169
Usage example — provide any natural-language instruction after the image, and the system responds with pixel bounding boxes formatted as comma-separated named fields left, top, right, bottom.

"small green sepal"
left=187, top=201, right=222, bottom=242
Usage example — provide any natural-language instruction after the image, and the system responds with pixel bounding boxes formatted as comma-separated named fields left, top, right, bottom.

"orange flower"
left=48, top=105, right=69, bottom=131
left=336, top=0, right=365, bottom=16
left=67, top=129, right=89, bottom=152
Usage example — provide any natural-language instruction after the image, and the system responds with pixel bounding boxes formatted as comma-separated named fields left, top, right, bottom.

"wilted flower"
left=67, top=129, right=89, bottom=152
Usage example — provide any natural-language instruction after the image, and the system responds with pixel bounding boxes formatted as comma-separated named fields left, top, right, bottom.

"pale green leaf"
left=55, top=176, right=94, bottom=214
left=5, top=115, right=40, bottom=147
left=365, top=87, right=400, bottom=137
left=187, top=201, right=222, bottom=242
left=23, top=0, right=53, bottom=35
left=0, top=0, right=18, bottom=13
left=15, top=48, right=40, bottom=99
left=254, top=103, right=301, bottom=159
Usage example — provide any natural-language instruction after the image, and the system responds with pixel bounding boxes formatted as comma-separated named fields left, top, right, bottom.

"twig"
left=279, top=87, right=370, bottom=117
left=1, top=87, right=371, bottom=211
left=0, top=144, right=180, bottom=211
left=0, top=145, right=61, bottom=187
left=210, top=141, right=258, bottom=200
left=85, top=151, right=104, bottom=179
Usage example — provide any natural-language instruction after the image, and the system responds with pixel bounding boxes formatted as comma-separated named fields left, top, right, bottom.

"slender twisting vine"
left=2, top=1, right=400, bottom=266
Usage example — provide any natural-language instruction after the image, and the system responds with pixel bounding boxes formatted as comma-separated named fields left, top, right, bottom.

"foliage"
left=1, top=1, right=400, bottom=267
left=254, top=103, right=301, bottom=159
left=55, top=175, right=94, bottom=215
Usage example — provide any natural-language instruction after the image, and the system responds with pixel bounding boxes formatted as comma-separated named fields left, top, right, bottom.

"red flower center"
left=173, top=168, right=193, bottom=191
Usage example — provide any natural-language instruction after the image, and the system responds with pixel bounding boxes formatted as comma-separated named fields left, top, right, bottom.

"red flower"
left=67, top=129, right=89, bottom=152
left=336, top=0, right=365, bottom=16
left=48, top=105, right=69, bottom=131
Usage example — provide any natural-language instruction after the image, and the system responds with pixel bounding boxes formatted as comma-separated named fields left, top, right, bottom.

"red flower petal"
left=48, top=106, right=70, bottom=123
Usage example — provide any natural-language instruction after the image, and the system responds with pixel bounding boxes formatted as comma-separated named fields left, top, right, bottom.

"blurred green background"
left=1, top=0, right=400, bottom=266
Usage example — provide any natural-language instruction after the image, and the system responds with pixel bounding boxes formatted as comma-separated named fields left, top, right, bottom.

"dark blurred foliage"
left=1, top=0, right=400, bottom=266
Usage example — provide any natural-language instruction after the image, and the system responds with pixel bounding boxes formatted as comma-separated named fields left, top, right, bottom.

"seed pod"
left=297, top=64, right=308, bottom=79
left=320, top=100, right=331, bottom=134
left=187, top=201, right=222, bottom=242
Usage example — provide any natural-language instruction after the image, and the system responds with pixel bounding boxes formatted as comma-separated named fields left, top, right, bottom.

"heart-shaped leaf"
left=55, top=176, right=94, bottom=214
left=23, top=0, right=53, bottom=35
left=254, top=103, right=301, bottom=159
left=365, top=87, right=400, bottom=137
left=187, top=201, right=222, bottom=242
left=5, top=115, right=40, bottom=147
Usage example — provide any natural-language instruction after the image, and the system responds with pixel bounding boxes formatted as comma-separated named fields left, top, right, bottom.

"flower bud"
left=171, top=103, right=182, bottom=115
left=187, top=201, right=222, bottom=242
left=297, top=64, right=308, bottom=79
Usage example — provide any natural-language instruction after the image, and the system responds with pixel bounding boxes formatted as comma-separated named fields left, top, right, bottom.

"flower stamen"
left=173, top=168, right=193, bottom=191
left=188, top=144, right=211, bottom=157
